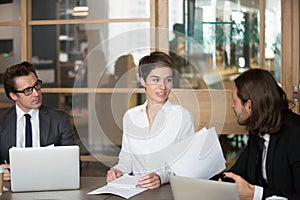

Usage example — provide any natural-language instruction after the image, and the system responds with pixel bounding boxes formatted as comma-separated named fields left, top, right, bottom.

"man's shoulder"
left=0, top=106, right=15, bottom=128
left=286, top=110, right=300, bottom=123
left=282, top=110, right=300, bottom=135
left=0, top=106, right=15, bottom=117
left=40, top=104, right=68, bottom=117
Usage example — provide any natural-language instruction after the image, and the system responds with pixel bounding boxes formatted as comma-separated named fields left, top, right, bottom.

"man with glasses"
left=0, top=61, right=77, bottom=181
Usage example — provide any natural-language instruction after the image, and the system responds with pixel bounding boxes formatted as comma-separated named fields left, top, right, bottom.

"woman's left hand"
left=138, top=172, right=161, bottom=189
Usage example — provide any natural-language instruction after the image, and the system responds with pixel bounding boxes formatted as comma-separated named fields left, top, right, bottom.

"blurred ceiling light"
left=72, top=0, right=88, bottom=16
left=59, top=35, right=74, bottom=41
left=73, top=6, right=88, bottom=12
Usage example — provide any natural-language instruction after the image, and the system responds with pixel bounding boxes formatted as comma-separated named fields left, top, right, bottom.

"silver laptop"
left=9, top=145, right=80, bottom=192
left=170, top=175, right=239, bottom=200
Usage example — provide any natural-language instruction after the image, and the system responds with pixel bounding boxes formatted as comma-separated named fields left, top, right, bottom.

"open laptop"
left=170, top=175, right=239, bottom=200
left=9, top=145, right=80, bottom=192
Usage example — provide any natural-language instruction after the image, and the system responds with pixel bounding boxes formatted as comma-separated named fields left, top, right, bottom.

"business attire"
left=114, top=99, right=195, bottom=184
left=230, top=110, right=300, bottom=200
left=0, top=104, right=77, bottom=164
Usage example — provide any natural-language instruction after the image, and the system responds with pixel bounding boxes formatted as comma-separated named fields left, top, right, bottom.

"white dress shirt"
left=114, top=99, right=195, bottom=184
left=16, top=104, right=40, bottom=147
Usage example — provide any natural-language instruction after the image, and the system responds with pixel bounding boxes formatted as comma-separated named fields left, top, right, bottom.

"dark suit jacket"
left=230, top=110, right=300, bottom=200
left=0, top=104, right=76, bottom=164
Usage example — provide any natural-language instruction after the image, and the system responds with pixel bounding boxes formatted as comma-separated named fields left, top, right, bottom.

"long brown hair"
left=234, top=68, right=292, bottom=134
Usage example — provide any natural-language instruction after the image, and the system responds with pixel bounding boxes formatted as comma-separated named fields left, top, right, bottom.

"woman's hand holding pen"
left=1, top=161, right=11, bottom=181
left=139, top=172, right=161, bottom=189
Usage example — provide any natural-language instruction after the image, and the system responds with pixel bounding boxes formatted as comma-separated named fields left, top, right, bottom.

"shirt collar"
left=15, top=104, right=39, bottom=120
left=140, top=99, right=172, bottom=112
left=262, top=133, right=270, bottom=143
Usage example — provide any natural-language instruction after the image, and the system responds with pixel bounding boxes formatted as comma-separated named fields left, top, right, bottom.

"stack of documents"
left=167, top=127, right=226, bottom=179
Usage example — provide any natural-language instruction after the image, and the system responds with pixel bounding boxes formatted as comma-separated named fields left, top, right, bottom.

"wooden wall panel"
left=169, top=89, right=246, bottom=135
left=281, top=0, right=300, bottom=113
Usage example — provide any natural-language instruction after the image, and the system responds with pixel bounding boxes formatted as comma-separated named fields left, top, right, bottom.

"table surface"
left=2, top=177, right=174, bottom=200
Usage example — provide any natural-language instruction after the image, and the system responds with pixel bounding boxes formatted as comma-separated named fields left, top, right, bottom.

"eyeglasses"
left=14, top=79, right=43, bottom=96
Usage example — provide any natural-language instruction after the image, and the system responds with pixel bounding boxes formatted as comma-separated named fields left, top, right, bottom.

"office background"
left=0, top=0, right=299, bottom=175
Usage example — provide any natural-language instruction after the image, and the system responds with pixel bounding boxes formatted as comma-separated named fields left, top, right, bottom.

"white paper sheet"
left=3, top=186, right=8, bottom=191
left=107, top=174, right=140, bottom=188
left=88, top=185, right=148, bottom=199
left=167, top=127, right=226, bottom=179
left=87, top=175, right=148, bottom=199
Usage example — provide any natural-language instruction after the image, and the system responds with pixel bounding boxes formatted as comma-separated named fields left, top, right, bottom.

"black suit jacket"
left=230, top=110, right=300, bottom=200
left=0, top=104, right=76, bottom=164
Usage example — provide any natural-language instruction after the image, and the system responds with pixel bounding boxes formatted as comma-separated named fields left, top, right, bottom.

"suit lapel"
left=266, top=133, right=279, bottom=186
left=3, top=107, right=17, bottom=148
left=0, top=107, right=17, bottom=162
left=246, top=134, right=259, bottom=183
left=39, top=105, right=50, bottom=146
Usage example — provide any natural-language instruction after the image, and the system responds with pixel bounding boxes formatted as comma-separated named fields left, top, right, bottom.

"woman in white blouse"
left=106, top=51, right=195, bottom=189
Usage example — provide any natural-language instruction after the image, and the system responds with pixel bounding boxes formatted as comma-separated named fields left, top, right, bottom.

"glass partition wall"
left=169, top=0, right=281, bottom=89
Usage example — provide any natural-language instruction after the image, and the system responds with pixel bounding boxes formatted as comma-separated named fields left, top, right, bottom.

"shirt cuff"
left=156, top=170, right=174, bottom=184
left=113, top=164, right=130, bottom=174
left=254, top=185, right=263, bottom=200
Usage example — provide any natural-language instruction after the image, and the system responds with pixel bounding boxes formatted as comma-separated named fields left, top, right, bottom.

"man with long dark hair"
left=224, top=68, right=300, bottom=199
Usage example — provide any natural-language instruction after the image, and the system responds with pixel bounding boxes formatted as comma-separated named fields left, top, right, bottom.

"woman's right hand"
left=106, top=167, right=123, bottom=182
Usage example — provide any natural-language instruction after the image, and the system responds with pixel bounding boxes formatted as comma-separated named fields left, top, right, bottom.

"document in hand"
left=167, top=127, right=226, bottom=179
left=87, top=174, right=148, bottom=199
